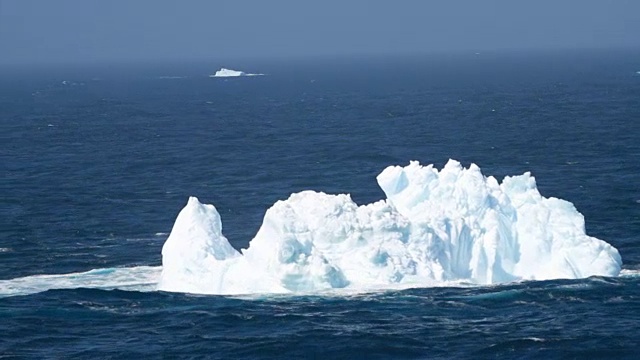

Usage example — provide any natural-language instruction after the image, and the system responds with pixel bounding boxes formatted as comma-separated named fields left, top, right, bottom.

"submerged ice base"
left=158, top=160, right=622, bottom=295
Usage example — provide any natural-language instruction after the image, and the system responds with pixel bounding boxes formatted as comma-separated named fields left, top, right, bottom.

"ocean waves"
left=1, top=274, right=638, bottom=359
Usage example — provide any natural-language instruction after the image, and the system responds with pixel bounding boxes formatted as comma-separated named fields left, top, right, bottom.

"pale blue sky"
left=1, top=0, right=639, bottom=64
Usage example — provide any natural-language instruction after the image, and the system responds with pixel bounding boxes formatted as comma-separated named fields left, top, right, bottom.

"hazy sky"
left=1, top=0, right=639, bottom=64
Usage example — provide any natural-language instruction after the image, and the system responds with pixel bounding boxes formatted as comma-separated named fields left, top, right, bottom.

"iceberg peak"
left=158, top=196, right=242, bottom=294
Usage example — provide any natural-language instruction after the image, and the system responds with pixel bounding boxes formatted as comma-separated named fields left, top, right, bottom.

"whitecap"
left=620, top=269, right=640, bottom=277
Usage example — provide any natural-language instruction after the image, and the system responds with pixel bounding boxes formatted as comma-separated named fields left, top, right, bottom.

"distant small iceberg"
left=210, top=68, right=264, bottom=78
left=60, top=80, right=84, bottom=86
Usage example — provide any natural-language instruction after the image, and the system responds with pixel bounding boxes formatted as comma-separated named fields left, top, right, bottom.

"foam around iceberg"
left=158, top=160, right=622, bottom=295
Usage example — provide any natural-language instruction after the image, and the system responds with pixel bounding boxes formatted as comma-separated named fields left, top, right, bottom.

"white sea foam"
left=0, top=266, right=161, bottom=298
left=620, top=269, right=640, bottom=277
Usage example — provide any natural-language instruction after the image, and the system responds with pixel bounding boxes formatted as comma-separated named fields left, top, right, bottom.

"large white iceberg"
left=209, top=68, right=264, bottom=78
left=158, top=160, right=622, bottom=295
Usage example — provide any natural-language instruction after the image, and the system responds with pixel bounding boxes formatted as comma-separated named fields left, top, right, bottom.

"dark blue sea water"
left=1, top=50, right=639, bottom=358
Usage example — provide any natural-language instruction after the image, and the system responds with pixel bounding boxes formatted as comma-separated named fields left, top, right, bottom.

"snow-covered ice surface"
left=158, top=160, right=622, bottom=295
left=209, top=68, right=264, bottom=78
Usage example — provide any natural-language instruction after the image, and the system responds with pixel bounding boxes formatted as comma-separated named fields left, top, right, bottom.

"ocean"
left=1, top=50, right=639, bottom=358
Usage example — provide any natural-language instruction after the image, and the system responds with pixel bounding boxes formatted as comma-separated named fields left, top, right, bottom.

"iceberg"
left=158, top=160, right=622, bottom=295
left=209, top=68, right=264, bottom=78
